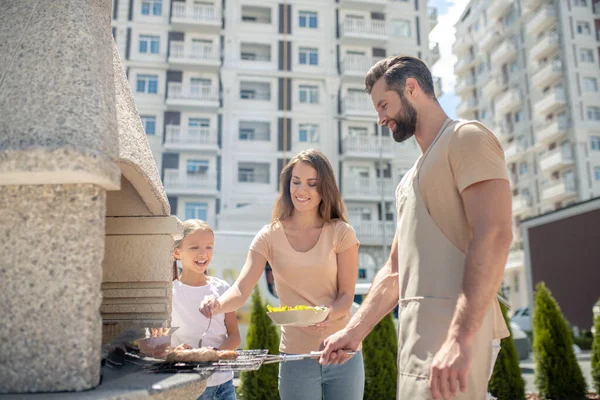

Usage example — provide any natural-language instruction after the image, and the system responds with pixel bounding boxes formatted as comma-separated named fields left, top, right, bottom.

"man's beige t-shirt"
left=417, top=119, right=510, bottom=339
left=250, top=219, right=360, bottom=354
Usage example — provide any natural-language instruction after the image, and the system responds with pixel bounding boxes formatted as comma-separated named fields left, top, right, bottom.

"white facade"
left=112, top=0, right=440, bottom=284
left=453, top=0, right=600, bottom=310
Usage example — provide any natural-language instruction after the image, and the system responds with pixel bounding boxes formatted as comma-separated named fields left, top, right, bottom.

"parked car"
left=511, top=306, right=532, bottom=332
left=510, top=321, right=532, bottom=360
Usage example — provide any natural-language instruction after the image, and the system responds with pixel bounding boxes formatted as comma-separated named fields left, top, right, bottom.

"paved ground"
left=520, top=351, right=594, bottom=393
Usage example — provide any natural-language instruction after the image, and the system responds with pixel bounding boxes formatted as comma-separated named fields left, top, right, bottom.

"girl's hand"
left=309, top=306, right=334, bottom=332
left=199, top=295, right=222, bottom=318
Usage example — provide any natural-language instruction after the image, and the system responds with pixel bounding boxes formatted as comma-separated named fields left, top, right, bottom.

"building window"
left=238, top=163, right=270, bottom=183
left=390, top=19, right=411, bottom=37
left=187, top=160, right=209, bottom=175
left=241, top=6, right=272, bottom=24
left=583, top=77, right=598, bottom=92
left=299, top=47, right=318, bottom=65
left=573, top=0, right=587, bottom=5
left=348, top=126, right=369, bottom=136
left=515, top=111, right=523, bottom=122
left=595, top=167, right=600, bottom=181
left=299, top=11, right=317, bottom=28
left=576, top=21, right=591, bottom=35
left=140, top=115, right=156, bottom=135
left=141, top=0, right=162, bottom=16
left=136, top=74, right=158, bottom=94
left=189, top=118, right=209, bottom=128
left=358, top=269, right=367, bottom=279
left=185, top=202, right=208, bottom=221
left=299, top=124, right=319, bottom=143
left=299, top=85, right=319, bottom=104
left=510, top=61, right=518, bottom=73
left=139, top=35, right=160, bottom=54
left=580, top=49, right=594, bottom=63
left=591, top=136, right=600, bottom=151
left=587, top=107, right=600, bottom=121
left=239, top=121, right=270, bottom=141
left=519, top=162, right=528, bottom=176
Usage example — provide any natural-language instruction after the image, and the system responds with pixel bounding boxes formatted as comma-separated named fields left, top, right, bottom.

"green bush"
left=240, top=289, right=280, bottom=400
left=532, top=282, right=587, bottom=399
left=488, top=301, right=526, bottom=400
left=592, top=304, right=600, bottom=393
left=573, top=329, right=594, bottom=351
left=363, top=312, right=397, bottom=400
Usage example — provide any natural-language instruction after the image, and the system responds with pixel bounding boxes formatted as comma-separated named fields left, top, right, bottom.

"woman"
left=199, top=149, right=364, bottom=400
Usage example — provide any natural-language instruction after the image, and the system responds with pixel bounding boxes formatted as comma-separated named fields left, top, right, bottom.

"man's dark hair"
left=365, top=55, right=436, bottom=99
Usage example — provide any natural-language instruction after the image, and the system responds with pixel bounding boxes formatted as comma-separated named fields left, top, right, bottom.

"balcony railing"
left=534, top=88, right=566, bottom=115
left=526, top=5, right=556, bottom=36
left=535, top=117, right=568, bottom=144
left=495, top=89, right=521, bottom=115
left=343, top=94, right=375, bottom=116
left=164, top=125, right=218, bottom=147
left=171, top=3, right=221, bottom=24
left=169, top=41, right=220, bottom=63
left=342, top=135, right=395, bottom=157
left=350, top=220, right=396, bottom=244
left=539, top=147, right=574, bottom=172
left=506, top=249, right=525, bottom=270
left=542, top=176, right=577, bottom=202
left=512, top=195, right=532, bottom=216
left=343, top=177, right=395, bottom=198
left=530, top=33, right=559, bottom=61
left=531, top=60, right=562, bottom=88
left=341, top=18, right=387, bottom=38
left=163, top=169, right=217, bottom=193
left=428, top=7, right=438, bottom=31
left=341, top=55, right=382, bottom=76
left=167, top=82, right=219, bottom=102
left=491, top=39, right=517, bottom=65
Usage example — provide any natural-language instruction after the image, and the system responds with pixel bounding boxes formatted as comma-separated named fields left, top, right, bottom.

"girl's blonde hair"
left=272, top=149, right=348, bottom=224
left=172, top=219, right=214, bottom=280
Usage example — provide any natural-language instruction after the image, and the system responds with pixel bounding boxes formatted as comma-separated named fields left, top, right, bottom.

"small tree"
left=532, top=282, right=587, bottom=399
left=591, top=300, right=600, bottom=394
left=488, top=301, right=526, bottom=400
left=363, top=312, right=397, bottom=400
left=240, top=289, right=280, bottom=400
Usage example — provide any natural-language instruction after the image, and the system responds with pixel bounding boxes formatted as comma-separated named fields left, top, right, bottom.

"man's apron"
left=396, top=120, right=495, bottom=400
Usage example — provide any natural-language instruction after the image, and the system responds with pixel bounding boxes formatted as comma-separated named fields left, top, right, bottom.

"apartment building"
left=453, top=0, right=600, bottom=309
left=112, top=0, right=441, bottom=284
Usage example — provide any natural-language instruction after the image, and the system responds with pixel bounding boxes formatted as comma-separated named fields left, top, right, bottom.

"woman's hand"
left=308, top=305, right=335, bottom=332
left=199, top=295, right=222, bottom=318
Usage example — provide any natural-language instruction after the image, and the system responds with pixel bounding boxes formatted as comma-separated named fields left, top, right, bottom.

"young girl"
left=172, top=219, right=240, bottom=400
left=199, top=149, right=364, bottom=400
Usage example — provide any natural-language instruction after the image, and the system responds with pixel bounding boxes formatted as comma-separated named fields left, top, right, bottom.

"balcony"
left=526, top=5, right=556, bottom=36
left=342, top=93, right=376, bottom=118
left=163, top=125, right=219, bottom=152
left=163, top=169, right=218, bottom=196
left=166, top=83, right=219, bottom=111
left=340, top=18, right=387, bottom=44
left=495, top=89, right=521, bottom=116
left=350, top=220, right=395, bottom=246
left=430, top=42, right=440, bottom=65
left=457, top=98, right=478, bottom=117
left=488, top=0, right=515, bottom=21
left=541, top=177, right=577, bottom=203
left=341, top=55, right=382, bottom=79
left=504, top=141, right=526, bottom=163
left=171, top=3, right=221, bottom=32
left=529, top=33, right=559, bottom=61
left=531, top=60, right=562, bottom=89
left=480, top=29, right=503, bottom=51
left=452, top=34, right=472, bottom=55
left=539, top=147, right=574, bottom=174
left=534, top=117, right=569, bottom=145
left=342, top=135, right=395, bottom=159
left=491, top=39, right=517, bottom=66
left=168, top=41, right=220, bottom=70
left=494, top=122, right=514, bottom=143
left=533, top=88, right=566, bottom=116
left=482, top=74, right=506, bottom=98
left=454, top=55, right=475, bottom=75
left=455, top=76, right=476, bottom=95
left=524, top=0, right=543, bottom=11
left=512, top=195, right=533, bottom=217
left=429, top=7, right=438, bottom=32
left=342, top=177, right=395, bottom=201
left=506, top=249, right=525, bottom=271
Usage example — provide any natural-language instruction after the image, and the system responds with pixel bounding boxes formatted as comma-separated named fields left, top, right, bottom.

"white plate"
left=267, top=308, right=330, bottom=327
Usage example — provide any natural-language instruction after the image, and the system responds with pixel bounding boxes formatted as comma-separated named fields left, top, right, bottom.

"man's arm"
left=319, top=232, right=399, bottom=364
left=430, top=178, right=512, bottom=399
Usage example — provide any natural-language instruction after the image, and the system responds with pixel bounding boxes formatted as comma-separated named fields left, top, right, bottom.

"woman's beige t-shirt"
left=249, top=219, right=359, bottom=354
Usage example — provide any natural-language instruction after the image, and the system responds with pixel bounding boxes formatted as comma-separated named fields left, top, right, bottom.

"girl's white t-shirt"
left=171, top=277, right=233, bottom=387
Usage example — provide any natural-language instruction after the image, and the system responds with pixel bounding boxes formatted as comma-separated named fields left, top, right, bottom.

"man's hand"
left=318, top=328, right=360, bottom=365
left=429, top=337, right=473, bottom=400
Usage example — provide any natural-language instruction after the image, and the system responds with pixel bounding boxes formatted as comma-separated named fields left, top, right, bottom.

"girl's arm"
left=200, top=250, right=267, bottom=316
left=315, top=244, right=359, bottom=328
left=215, top=311, right=241, bottom=350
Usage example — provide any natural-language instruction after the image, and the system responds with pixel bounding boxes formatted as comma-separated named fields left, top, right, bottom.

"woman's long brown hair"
left=272, top=149, right=348, bottom=223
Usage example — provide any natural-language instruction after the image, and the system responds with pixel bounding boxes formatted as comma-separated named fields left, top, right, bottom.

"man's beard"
left=390, top=95, right=418, bottom=143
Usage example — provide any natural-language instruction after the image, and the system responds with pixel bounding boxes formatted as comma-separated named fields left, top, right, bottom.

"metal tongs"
left=260, top=350, right=357, bottom=365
